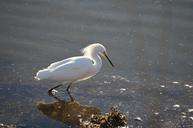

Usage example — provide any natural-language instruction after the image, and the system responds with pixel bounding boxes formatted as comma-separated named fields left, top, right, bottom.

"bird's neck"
left=90, top=53, right=102, bottom=71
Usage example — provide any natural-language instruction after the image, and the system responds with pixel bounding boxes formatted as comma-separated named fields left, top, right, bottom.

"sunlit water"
left=0, top=0, right=193, bottom=127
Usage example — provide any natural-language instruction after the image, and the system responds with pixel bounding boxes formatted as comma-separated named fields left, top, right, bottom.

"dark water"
left=0, top=0, right=193, bottom=127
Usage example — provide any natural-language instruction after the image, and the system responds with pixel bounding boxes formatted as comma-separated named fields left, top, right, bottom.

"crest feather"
left=81, top=43, right=102, bottom=56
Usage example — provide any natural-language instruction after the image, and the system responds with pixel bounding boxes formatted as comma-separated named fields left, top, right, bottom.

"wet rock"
left=184, top=84, right=192, bottom=88
left=189, top=117, right=193, bottom=121
left=120, top=88, right=126, bottom=93
left=80, top=107, right=127, bottom=128
left=103, top=81, right=111, bottom=84
left=37, top=101, right=101, bottom=125
left=0, top=123, right=16, bottom=128
left=173, top=104, right=180, bottom=108
left=188, top=109, right=193, bottom=113
left=172, top=81, right=179, bottom=84
left=134, top=117, right=143, bottom=122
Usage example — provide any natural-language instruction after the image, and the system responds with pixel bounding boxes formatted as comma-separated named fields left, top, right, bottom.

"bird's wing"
left=47, top=58, right=73, bottom=69
left=52, top=57, right=92, bottom=72
left=50, top=57, right=93, bottom=81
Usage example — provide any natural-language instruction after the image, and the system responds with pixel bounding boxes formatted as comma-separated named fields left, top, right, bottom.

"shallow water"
left=0, top=0, right=193, bottom=127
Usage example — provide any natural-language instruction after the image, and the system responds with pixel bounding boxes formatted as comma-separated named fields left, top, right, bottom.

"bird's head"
left=82, top=43, right=114, bottom=67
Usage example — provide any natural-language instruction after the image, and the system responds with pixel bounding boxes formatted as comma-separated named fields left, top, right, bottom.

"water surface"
left=0, top=0, right=193, bottom=127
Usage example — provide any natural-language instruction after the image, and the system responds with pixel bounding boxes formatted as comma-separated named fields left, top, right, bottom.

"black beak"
left=103, top=52, right=114, bottom=67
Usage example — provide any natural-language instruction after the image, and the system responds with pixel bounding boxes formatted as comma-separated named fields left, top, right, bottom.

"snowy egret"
left=35, top=43, right=114, bottom=101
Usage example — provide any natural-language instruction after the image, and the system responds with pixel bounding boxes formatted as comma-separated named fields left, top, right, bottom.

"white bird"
left=35, top=43, right=114, bottom=101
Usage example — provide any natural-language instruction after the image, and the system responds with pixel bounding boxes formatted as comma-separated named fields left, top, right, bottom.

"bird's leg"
left=66, top=83, right=72, bottom=92
left=48, top=83, right=74, bottom=102
left=66, top=83, right=74, bottom=102
left=48, top=84, right=63, bottom=94
left=48, top=84, right=65, bottom=102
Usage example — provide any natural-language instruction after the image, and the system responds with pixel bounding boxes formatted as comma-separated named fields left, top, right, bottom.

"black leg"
left=66, top=83, right=72, bottom=92
left=66, top=83, right=74, bottom=102
left=48, top=84, right=63, bottom=96
left=48, top=83, right=74, bottom=102
left=48, top=84, right=63, bottom=92
left=48, top=84, right=64, bottom=102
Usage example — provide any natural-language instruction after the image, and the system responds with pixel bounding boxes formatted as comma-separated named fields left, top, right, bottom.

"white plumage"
left=35, top=43, right=113, bottom=83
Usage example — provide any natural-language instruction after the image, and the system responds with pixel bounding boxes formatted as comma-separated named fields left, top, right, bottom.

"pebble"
left=120, top=88, right=126, bottom=93
left=99, top=91, right=103, bottom=94
left=172, top=81, right=179, bottom=84
left=134, top=117, right=143, bottom=122
left=104, top=81, right=111, bottom=84
left=120, top=88, right=126, bottom=91
left=77, top=115, right=82, bottom=118
left=188, top=109, right=193, bottom=112
left=189, top=117, right=193, bottom=120
left=184, top=84, right=192, bottom=88
left=173, top=104, right=180, bottom=108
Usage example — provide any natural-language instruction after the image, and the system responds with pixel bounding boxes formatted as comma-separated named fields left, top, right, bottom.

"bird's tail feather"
left=34, top=69, right=51, bottom=80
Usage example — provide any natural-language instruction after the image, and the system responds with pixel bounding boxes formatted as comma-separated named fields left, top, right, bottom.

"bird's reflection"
left=37, top=100, right=101, bottom=126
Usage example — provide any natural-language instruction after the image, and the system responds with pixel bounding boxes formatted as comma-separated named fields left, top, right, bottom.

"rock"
left=173, top=104, right=180, bottom=108
left=188, top=109, right=193, bottom=112
left=0, top=123, right=16, bottom=128
left=172, top=81, right=179, bottom=84
left=184, top=84, right=193, bottom=88
left=189, top=117, right=193, bottom=121
left=80, top=107, right=127, bottom=128
left=134, top=117, right=143, bottom=122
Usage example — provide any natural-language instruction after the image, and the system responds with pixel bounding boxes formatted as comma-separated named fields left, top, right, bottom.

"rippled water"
left=0, top=0, right=193, bottom=127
